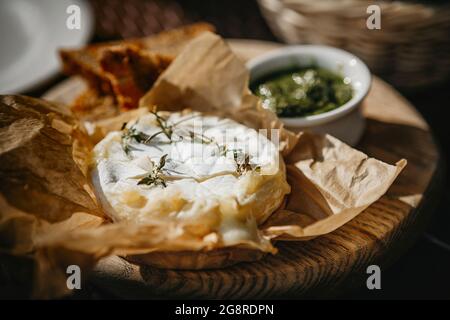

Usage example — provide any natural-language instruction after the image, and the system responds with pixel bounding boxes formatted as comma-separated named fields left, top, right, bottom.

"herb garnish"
left=121, top=111, right=210, bottom=155
left=121, top=122, right=152, bottom=155
left=121, top=111, right=175, bottom=155
left=147, top=110, right=207, bottom=143
left=147, top=110, right=174, bottom=142
left=232, top=149, right=260, bottom=175
left=121, top=111, right=261, bottom=176
left=188, top=130, right=215, bottom=145
left=137, top=154, right=168, bottom=188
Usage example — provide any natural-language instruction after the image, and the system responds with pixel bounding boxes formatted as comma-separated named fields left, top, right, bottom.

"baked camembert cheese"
left=91, top=110, right=290, bottom=252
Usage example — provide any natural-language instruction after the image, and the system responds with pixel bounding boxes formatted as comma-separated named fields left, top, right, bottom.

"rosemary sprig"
left=137, top=154, right=168, bottom=188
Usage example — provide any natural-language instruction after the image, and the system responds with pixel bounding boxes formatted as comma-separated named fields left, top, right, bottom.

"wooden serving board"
left=44, top=40, right=443, bottom=299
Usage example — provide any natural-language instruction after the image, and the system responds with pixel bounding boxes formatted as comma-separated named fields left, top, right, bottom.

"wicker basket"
left=258, top=0, right=450, bottom=89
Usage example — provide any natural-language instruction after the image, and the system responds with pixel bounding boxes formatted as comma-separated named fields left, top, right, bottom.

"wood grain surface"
left=44, top=40, right=443, bottom=299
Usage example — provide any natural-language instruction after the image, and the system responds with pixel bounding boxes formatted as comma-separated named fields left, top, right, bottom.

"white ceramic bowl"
left=247, top=45, right=372, bottom=146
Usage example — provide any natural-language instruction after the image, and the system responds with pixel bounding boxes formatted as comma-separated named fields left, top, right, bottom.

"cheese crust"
left=91, top=110, right=290, bottom=252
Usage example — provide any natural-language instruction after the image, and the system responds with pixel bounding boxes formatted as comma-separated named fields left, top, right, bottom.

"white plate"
left=0, top=0, right=93, bottom=93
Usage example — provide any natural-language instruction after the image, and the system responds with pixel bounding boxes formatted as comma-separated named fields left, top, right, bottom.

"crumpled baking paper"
left=0, top=33, right=405, bottom=298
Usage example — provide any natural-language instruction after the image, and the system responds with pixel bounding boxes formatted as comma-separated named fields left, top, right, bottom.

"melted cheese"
left=91, top=111, right=290, bottom=250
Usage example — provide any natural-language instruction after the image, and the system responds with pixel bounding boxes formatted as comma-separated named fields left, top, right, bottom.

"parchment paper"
left=0, top=33, right=405, bottom=298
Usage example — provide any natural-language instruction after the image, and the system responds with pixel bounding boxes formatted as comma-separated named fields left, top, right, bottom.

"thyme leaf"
left=228, top=148, right=261, bottom=175
left=188, top=130, right=216, bottom=145
left=121, top=122, right=152, bottom=155
left=150, top=110, right=173, bottom=141
left=122, top=111, right=219, bottom=155
left=233, top=150, right=253, bottom=175
left=122, top=112, right=261, bottom=176
left=137, top=154, right=168, bottom=188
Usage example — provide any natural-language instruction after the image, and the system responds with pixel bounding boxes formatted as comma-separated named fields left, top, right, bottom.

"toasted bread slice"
left=60, top=23, right=215, bottom=112
left=99, top=45, right=172, bottom=110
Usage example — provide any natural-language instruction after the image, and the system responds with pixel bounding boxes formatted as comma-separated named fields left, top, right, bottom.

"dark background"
left=23, top=0, right=450, bottom=299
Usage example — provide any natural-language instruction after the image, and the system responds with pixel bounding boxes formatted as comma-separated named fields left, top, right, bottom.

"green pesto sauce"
left=251, top=67, right=353, bottom=117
